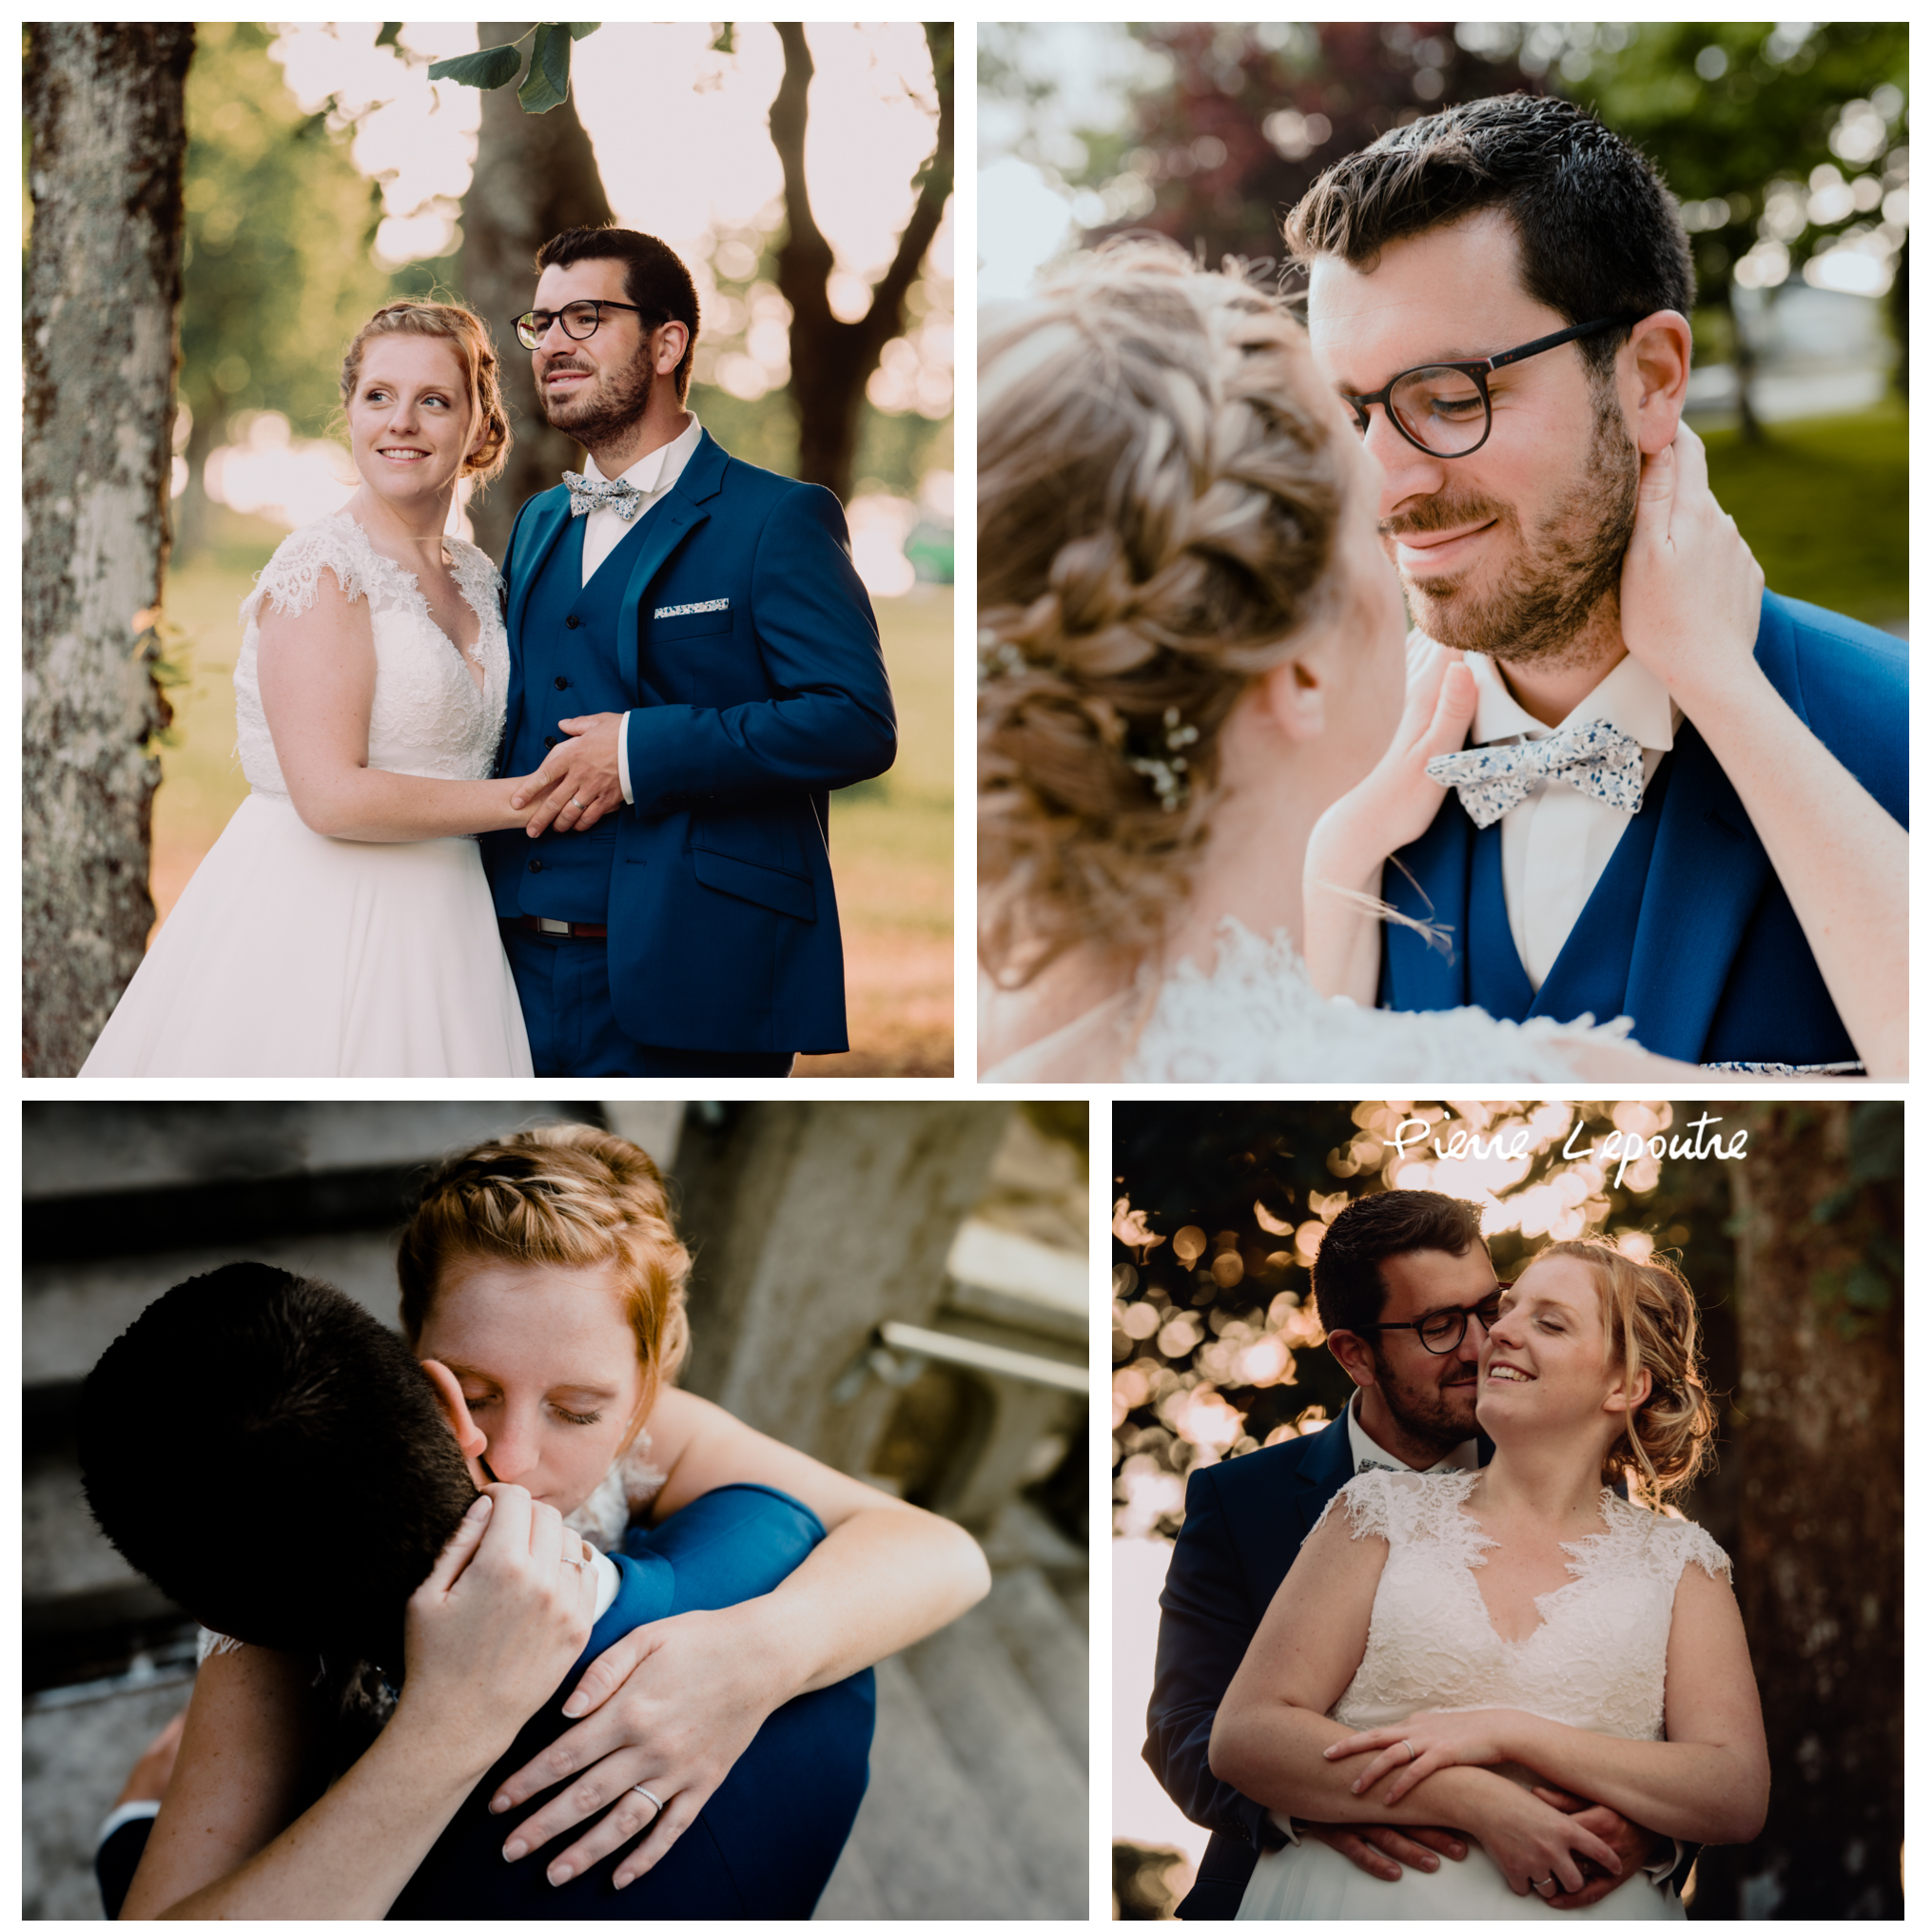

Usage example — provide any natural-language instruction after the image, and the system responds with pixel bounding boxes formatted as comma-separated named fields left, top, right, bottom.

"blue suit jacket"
left=98, top=1486, right=874, bottom=1922
left=498, top=432, right=897, bottom=1054
left=1379, top=592, right=1907, bottom=1067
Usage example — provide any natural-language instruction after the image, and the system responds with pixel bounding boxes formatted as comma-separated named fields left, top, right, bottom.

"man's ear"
left=1625, top=310, right=1692, bottom=457
left=1255, top=649, right=1328, bottom=746
left=1327, top=1329, right=1379, bottom=1392
left=654, top=321, right=690, bottom=380
left=420, top=1358, right=491, bottom=1487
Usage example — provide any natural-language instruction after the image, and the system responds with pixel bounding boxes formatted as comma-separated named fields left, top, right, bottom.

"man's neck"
left=1488, top=599, right=1628, bottom=729
left=586, top=404, right=693, bottom=480
left=1352, top=1388, right=1466, bottom=1473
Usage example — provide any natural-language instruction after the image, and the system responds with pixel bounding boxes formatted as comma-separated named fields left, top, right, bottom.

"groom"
left=1290, top=93, right=1907, bottom=1072
left=1145, top=1191, right=1681, bottom=1915
left=485, top=225, right=896, bottom=1074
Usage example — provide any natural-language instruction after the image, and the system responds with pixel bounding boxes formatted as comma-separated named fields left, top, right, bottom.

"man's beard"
left=1379, top=1356, right=1480, bottom=1458
left=1383, top=383, right=1640, bottom=668
left=540, top=350, right=654, bottom=448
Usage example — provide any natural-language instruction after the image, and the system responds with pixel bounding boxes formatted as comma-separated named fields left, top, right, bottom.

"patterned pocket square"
left=654, top=597, right=731, bottom=619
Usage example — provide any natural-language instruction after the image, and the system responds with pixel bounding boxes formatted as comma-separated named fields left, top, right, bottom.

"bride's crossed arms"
left=1209, top=1493, right=1769, bottom=1898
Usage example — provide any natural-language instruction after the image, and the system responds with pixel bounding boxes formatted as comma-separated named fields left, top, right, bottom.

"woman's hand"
left=1463, top=1774, right=1625, bottom=1899
left=1311, top=635, right=1478, bottom=873
left=489, top=1605, right=788, bottom=1891
left=1325, top=1707, right=1525, bottom=1804
left=400, top=1487, right=599, bottom=1775
left=1617, top=421, right=1766, bottom=719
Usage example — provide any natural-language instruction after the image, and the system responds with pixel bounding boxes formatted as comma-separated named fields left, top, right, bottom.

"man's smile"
left=1391, top=518, right=1498, bottom=573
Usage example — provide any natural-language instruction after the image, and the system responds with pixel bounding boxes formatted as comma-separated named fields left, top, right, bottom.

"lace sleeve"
left=197, top=1626, right=245, bottom=1663
left=239, top=517, right=377, bottom=629
left=1660, top=1512, right=1734, bottom=1584
left=1125, top=921, right=1636, bottom=1083
left=1309, top=1470, right=1403, bottom=1546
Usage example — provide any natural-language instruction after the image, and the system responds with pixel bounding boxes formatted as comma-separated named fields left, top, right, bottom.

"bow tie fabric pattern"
left=1426, top=716, right=1647, bottom=829
left=564, top=471, right=646, bottom=520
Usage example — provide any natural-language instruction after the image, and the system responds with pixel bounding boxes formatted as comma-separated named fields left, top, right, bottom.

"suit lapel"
left=1467, top=822, right=1534, bottom=1021
left=1620, top=724, right=1771, bottom=1061
left=508, top=490, right=573, bottom=653
left=615, top=428, right=728, bottom=697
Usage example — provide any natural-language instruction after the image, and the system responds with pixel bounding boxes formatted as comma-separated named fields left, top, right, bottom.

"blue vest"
left=390, top=1484, right=875, bottom=1920
left=484, top=513, right=657, bottom=923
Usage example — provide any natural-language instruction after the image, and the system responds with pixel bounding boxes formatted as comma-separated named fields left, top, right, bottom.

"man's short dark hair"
left=80, top=1262, right=473, bottom=1677
left=1285, top=92, right=1694, bottom=382
left=534, top=224, right=701, bottom=402
left=1312, top=1190, right=1487, bottom=1338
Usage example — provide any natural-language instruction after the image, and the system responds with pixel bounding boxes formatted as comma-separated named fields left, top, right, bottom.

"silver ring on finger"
left=569, top=795, right=584, bottom=810
left=1402, top=1738, right=1416, bottom=1763
left=631, top=1784, right=663, bottom=1820
left=1532, top=1876, right=1556, bottom=1891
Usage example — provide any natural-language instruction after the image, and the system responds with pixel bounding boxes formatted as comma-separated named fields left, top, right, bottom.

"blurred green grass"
left=1700, top=400, right=1908, bottom=630
left=150, top=518, right=953, bottom=1074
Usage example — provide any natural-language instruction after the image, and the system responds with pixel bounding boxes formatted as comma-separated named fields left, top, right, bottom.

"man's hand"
left=1531, top=1786, right=1662, bottom=1910
left=512, top=712, right=626, bottom=836
left=1302, top=1822, right=1471, bottom=1883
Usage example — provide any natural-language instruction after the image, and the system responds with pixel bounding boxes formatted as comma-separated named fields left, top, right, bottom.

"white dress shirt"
left=1343, top=1390, right=1480, bottom=1476
left=577, top=413, right=704, bottom=805
left=1462, top=649, right=1680, bottom=991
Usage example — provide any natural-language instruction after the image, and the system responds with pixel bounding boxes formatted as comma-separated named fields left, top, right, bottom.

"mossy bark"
left=24, top=24, right=191, bottom=1074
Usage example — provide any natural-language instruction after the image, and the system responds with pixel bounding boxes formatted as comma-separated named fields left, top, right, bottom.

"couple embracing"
left=85, top=225, right=893, bottom=1076
left=980, top=93, right=1905, bottom=1081
left=84, top=1124, right=988, bottom=1917
left=1147, top=1190, right=1766, bottom=1920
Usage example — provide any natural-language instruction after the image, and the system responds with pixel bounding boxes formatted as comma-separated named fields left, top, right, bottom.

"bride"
left=1212, top=1239, right=1767, bottom=1919
left=82, top=301, right=549, bottom=1076
left=977, top=242, right=1895, bottom=1081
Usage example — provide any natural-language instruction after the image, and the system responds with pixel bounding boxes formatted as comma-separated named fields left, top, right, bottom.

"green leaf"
left=427, top=44, right=524, bottom=90
left=712, top=24, right=735, bottom=54
left=517, top=23, right=574, bottom=113
left=565, top=23, right=600, bottom=41
left=375, top=22, right=402, bottom=48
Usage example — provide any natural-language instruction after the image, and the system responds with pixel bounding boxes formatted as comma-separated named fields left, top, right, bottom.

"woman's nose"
left=482, top=1413, right=541, bottom=1483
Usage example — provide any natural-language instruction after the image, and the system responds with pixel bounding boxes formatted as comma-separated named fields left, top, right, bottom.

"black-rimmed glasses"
left=514, top=299, right=651, bottom=351
left=1342, top=316, right=1636, bottom=458
left=1363, top=1292, right=1504, bottom=1355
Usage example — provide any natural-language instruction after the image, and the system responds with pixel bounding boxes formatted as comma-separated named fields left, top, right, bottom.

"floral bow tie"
left=564, top=471, right=645, bottom=521
left=1426, top=716, right=1647, bottom=829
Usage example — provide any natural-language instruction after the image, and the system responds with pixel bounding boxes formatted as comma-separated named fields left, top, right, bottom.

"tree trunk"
left=772, top=22, right=953, bottom=502
left=23, top=24, right=191, bottom=1075
left=1699, top=1104, right=1903, bottom=1917
left=1722, top=279, right=1764, bottom=445
left=458, top=23, right=614, bottom=561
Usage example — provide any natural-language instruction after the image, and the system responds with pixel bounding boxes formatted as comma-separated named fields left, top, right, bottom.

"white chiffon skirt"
left=80, top=791, right=533, bottom=1077
left=1237, top=1833, right=1684, bottom=1920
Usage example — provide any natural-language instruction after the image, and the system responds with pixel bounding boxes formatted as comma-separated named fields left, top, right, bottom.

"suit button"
left=555, top=675, right=570, bottom=689
left=544, top=735, right=556, bottom=749
left=528, top=858, right=543, bottom=873
left=566, top=615, right=580, bottom=630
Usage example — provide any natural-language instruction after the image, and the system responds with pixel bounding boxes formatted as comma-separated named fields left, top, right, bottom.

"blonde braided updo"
left=1538, top=1238, right=1718, bottom=1503
left=397, top=1125, right=690, bottom=1451
left=979, top=239, right=1351, bottom=986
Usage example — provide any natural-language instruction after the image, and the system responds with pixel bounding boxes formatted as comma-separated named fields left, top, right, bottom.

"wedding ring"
left=1532, top=1876, right=1556, bottom=1891
left=569, top=795, right=584, bottom=810
left=632, top=1784, right=664, bottom=1819
left=1402, top=1739, right=1417, bottom=1763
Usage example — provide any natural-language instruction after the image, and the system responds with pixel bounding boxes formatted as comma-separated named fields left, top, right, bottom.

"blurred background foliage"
left=1109, top=1099, right=1902, bottom=1918
left=981, top=22, right=1906, bottom=632
left=85, top=21, right=954, bottom=1074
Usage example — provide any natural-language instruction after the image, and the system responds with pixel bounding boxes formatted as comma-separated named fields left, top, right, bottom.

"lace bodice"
left=1123, top=921, right=1633, bottom=1081
left=233, top=515, right=508, bottom=798
left=1317, top=1470, right=1731, bottom=1746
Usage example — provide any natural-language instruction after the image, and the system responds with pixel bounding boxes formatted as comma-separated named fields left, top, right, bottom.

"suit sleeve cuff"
left=1646, top=1840, right=1686, bottom=1887
left=618, top=711, right=634, bottom=806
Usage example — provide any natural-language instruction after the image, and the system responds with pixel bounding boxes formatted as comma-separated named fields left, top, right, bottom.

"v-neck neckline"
left=342, top=516, right=488, bottom=694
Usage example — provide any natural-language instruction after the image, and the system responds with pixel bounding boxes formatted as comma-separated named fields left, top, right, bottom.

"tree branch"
left=854, top=22, right=953, bottom=360
left=771, top=22, right=833, bottom=333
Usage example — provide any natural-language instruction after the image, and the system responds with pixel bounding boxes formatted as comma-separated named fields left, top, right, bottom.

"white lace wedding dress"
left=81, top=515, right=531, bottom=1076
left=1237, top=1470, right=1729, bottom=1921
left=982, top=923, right=1631, bottom=1081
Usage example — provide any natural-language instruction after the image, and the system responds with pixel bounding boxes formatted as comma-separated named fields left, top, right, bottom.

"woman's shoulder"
left=1599, top=1493, right=1734, bottom=1584
left=1313, top=1467, right=1477, bottom=1547
left=243, top=514, right=382, bottom=627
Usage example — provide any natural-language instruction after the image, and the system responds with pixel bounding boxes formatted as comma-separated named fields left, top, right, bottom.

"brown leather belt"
left=507, top=915, right=608, bottom=939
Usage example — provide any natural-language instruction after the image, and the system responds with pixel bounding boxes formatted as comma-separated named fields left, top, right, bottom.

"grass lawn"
left=1700, top=400, right=1908, bottom=631
left=150, top=520, right=954, bottom=1076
